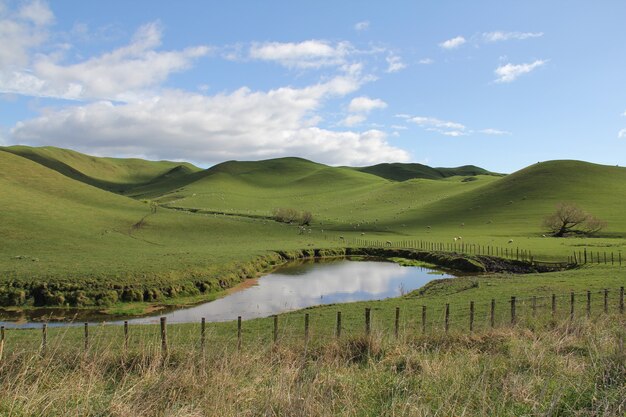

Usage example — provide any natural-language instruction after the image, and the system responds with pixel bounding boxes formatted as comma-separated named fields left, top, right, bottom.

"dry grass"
left=1, top=317, right=625, bottom=416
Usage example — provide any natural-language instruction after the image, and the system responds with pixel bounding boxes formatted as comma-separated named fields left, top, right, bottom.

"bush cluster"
left=272, top=208, right=313, bottom=226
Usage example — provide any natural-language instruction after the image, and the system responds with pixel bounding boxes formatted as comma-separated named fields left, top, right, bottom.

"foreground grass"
left=1, top=316, right=624, bottom=416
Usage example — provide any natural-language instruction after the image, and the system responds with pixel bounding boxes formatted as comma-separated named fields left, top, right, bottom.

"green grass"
left=1, top=146, right=625, bottom=314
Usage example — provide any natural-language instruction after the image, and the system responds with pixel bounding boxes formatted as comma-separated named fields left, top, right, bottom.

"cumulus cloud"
left=340, top=114, right=366, bottom=127
left=618, top=128, right=626, bottom=139
left=419, top=58, right=434, bottom=65
left=439, top=36, right=466, bottom=49
left=348, top=96, right=387, bottom=113
left=0, top=21, right=211, bottom=101
left=385, top=54, right=406, bottom=73
left=0, top=0, right=52, bottom=70
left=354, top=21, right=369, bottom=31
left=494, top=60, right=546, bottom=83
left=10, top=76, right=409, bottom=166
left=18, top=0, right=54, bottom=26
left=483, top=31, right=544, bottom=42
left=249, top=40, right=353, bottom=69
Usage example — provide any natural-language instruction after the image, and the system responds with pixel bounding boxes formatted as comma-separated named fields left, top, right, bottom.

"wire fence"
left=336, top=237, right=623, bottom=267
left=1, top=287, right=624, bottom=361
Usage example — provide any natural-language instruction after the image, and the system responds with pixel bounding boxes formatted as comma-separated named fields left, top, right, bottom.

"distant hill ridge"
left=0, top=146, right=501, bottom=197
left=352, top=162, right=501, bottom=181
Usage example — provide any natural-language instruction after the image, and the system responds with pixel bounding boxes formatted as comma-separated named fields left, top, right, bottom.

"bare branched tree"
left=542, top=202, right=606, bottom=237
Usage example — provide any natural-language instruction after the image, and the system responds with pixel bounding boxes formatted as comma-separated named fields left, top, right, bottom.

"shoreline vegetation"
left=0, top=247, right=572, bottom=319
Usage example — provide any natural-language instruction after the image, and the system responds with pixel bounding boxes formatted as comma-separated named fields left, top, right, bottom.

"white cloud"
left=10, top=76, right=409, bottom=166
left=483, top=31, right=543, bottom=42
left=479, top=128, right=512, bottom=135
left=391, top=125, right=407, bottom=130
left=439, top=36, right=466, bottom=49
left=18, top=0, right=54, bottom=26
left=0, top=21, right=211, bottom=101
left=622, top=110, right=626, bottom=117
left=494, top=60, right=546, bottom=83
left=618, top=128, right=626, bottom=139
left=0, top=0, right=52, bottom=70
left=385, top=54, right=406, bottom=73
left=354, top=21, right=370, bottom=31
left=410, top=116, right=465, bottom=131
left=410, top=116, right=467, bottom=137
left=348, top=96, right=387, bottom=113
left=249, top=40, right=353, bottom=69
left=340, top=114, right=366, bottom=127
left=419, top=58, right=434, bottom=65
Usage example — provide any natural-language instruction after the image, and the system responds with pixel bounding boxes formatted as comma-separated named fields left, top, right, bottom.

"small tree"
left=542, top=202, right=606, bottom=237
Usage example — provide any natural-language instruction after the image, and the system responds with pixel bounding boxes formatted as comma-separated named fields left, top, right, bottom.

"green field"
left=1, top=145, right=625, bottom=314
left=2, top=145, right=626, bottom=416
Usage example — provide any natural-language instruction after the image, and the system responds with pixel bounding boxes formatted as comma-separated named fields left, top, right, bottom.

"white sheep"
left=508, top=239, right=514, bottom=244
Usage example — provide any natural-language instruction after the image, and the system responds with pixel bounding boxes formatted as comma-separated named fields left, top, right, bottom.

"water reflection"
left=0, top=259, right=453, bottom=328
left=128, top=259, right=452, bottom=324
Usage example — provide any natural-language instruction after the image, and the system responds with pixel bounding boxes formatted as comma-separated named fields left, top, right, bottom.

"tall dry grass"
left=0, top=317, right=625, bottom=416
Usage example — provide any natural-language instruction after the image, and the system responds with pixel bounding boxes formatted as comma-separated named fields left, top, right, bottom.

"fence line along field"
left=0, top=288, right=625, bottom=416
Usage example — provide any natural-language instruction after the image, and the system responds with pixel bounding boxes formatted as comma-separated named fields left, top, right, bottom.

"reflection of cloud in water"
left=131, top=261, right=452, bottom=324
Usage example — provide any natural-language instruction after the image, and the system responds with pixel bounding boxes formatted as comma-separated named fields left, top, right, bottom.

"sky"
left=1, top=0, right=625, bottom=173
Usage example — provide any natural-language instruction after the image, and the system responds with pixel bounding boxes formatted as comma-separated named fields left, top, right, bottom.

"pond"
left=0, top=258, right=454, bottom=328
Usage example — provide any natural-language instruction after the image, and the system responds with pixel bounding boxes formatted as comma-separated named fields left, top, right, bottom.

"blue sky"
left=1, top=0, right=625, bottom=172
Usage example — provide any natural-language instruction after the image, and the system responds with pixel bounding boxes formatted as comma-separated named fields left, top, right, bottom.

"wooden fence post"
left=620, top=287, right=624, bottom=314
left=365, top=308, right=371, bottom=336
left=201, top=317, right=206, bottom=352
left=273, top=315, right=278, bottom=344
left=490, top=299, right=495, bottom=328
left=551, top=294, right=556, bottom=318
left=604, top=289, right=609, bottom=314
left=422, top=305, right=427, bottom=334
left=0, top=326, right=4, bottom=361
left=469, top=301, right=474, bottom=332
left=84, top=322, right=89, bottom=352
left=41, top=323, right=47, bottom=356
left=304, top=313, right=310, bottom=345
left=510, top=297, right=516, bottom=325
left=124, top=321, right=129, bottom=351
left=570, top=292, right=575, bottom=320
left=160, top=317, right=168, bottom=356
left=394, top=307, right=400, bottom=339
left=336, top=311, right=342, bottom=338
left=237, top=316, right=242, bottom=351
left=444, top=304, right=450, bottom=333
left=586, top=291, right=591, bottom=318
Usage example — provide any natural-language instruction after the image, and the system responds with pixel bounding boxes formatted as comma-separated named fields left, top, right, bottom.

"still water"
left=0, top=259, right=453, bottom=328
left=127, top=259, right=453, bottom=324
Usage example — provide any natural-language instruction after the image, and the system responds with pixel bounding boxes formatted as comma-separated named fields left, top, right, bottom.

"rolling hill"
left=0, top=145, right=201, bottom=194
left=352, top=162, right=499, bottom=181
left=2, top=145, right=625, bottom=310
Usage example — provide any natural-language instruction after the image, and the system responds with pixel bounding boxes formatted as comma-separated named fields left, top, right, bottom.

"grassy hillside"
left=0, top=145, right=201, bottom=194
left=353, top=162, right=498, bottom=181
left=1, top=147, right=625, bottom=313
left=403, top=160, right=626, bottom=235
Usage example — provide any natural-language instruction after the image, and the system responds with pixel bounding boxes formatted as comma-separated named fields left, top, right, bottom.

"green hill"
left=353, top=162, right=499, bottom=181
left=397, top=160, right=626, bottom=237
left=0, top=145, right=201, bottom=194
left=1, top=145, right=625, bottom=311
